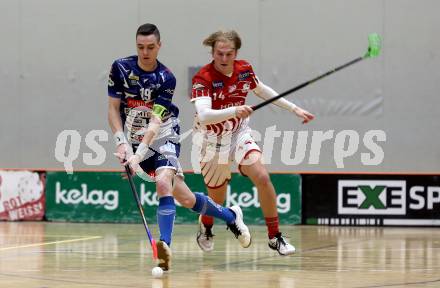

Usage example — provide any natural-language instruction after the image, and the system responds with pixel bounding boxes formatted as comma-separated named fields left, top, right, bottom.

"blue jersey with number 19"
left=108, top=55, right=179, bottom=143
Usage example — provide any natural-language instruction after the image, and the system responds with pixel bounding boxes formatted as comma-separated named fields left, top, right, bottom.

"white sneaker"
left=227, top=206, right=251, bottom=248
left=268, top=232, right=296, bottom=256
left=196, top=215, right=214, bottom=252
left=156, top=240, right=172, bottom=271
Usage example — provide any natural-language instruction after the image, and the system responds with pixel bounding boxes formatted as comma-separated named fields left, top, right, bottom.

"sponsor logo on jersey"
left=228, top=85, right=236, bottom=93
left=129, top=72, right=138, bottom=85
left=133, top=118, right=145, bottom=124
left=238, top=71, right=250, bottom=81
left=220, top=101, right=243, bottom=109
left=150, top=83, right=161, bottom=89
left=242, top=82, right=251, bottom=92
left=127, top=99, right=153, bottom=108
left=165, top=88, right=174, bottom=95
left=212, top=80, right=224, bottom=88
left=129, top=71, right=139, bottom=81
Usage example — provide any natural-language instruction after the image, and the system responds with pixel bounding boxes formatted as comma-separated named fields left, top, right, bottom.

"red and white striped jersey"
left=191, top=60, right=258, bottom=136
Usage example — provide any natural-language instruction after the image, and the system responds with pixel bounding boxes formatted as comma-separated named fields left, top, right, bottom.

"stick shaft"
left=251, top=56, right=364, bottom=111
left=124, top=165, right=158, bottom=260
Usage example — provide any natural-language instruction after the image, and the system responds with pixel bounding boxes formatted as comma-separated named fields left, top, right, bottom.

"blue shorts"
left=133, top=140, right=182, bottom=177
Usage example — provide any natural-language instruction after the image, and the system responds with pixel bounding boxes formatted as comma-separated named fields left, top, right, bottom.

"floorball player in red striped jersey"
left=191, top=30, right=315, bottom=256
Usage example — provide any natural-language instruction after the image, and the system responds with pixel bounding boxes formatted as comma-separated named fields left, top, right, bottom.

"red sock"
left=265, top=216, right=279, bottom=239
left=201, top=215, right=214, bottom=227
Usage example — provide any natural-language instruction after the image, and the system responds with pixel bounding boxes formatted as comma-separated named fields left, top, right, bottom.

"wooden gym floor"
left=0, top=222, right=439, bottom=288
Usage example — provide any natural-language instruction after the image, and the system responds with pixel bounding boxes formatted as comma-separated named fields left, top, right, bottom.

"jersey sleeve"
left=108, top=61, right=124, bottom=99
left=246, top=62, right=259, bottom=90
left=191, top=73, right=212, bottom=101
left=154, top=73, right=176, bottom=111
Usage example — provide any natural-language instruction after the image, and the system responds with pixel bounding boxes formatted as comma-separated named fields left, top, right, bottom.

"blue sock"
left=157, top=196, right=176, bottom=246
left=191, top=193, right=235, bottom=224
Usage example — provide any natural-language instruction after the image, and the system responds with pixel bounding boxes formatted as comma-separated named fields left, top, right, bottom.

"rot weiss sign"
left=0, top=170, right=45, bottom=221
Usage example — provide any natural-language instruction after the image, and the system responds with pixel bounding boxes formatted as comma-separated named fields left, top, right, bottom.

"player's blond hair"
left=203, top=30, right=242, bottom=51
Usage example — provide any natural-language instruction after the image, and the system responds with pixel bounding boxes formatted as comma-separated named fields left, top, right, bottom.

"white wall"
left=0, top=0, right=439, bottom=172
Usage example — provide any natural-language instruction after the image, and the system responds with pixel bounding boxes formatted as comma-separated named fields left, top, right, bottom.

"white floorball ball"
left=151, top=267, right=163, bottom=278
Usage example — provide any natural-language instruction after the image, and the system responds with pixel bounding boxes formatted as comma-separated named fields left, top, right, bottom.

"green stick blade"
left=365, top=33, right=382, bottom=58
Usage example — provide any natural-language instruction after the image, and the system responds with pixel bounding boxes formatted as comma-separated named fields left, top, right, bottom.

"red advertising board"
left=0, top=171, right=45, bottom=221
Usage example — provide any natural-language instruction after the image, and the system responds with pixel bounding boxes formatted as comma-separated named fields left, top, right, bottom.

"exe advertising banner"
left=0, top=170, right=45, bottom=221
left=45, top=171, right=301, bottom=225
left=302, top=174, right=440, bottom=226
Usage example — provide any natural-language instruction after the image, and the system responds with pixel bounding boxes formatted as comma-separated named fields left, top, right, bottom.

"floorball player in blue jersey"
left=107, top=23, right=251, bottom=271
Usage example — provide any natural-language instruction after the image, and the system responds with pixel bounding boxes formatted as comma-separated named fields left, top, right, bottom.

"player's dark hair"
left=136, top=23, right=160, bottom=41
left=203, top=30, right=242, bottom=51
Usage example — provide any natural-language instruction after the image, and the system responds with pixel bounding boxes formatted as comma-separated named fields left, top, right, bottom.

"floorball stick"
left=124, top=165, right=158, bottom=261
left=251, top=33, right=382, bottom=111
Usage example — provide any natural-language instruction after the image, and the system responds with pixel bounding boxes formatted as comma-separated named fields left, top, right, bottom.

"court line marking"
left=0, top=272, right=139, bottom=287
left=0, top=236, right=102, bottom=251
left=211, top=239, right=367, bottom=269
left=355, top=278, right=440, bottom=288
left=0, top=234, right=104, bottom=238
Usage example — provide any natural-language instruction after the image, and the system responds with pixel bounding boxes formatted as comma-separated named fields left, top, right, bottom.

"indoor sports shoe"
left=227, top=205, right=252, bottom=248
left=196, top=215, right=215, bottom=252
left=156, top=240, right=172, bottom=271
left=268, top=232, right=296, bottom=256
